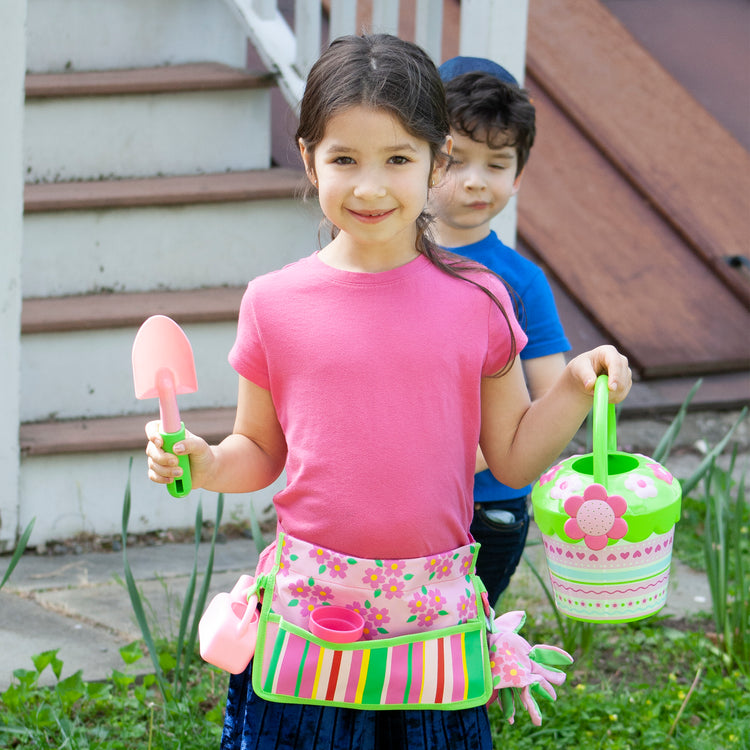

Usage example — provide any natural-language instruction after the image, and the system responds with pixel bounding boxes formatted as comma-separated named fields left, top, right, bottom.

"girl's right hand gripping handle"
left=160, top=423, right=192, bottom=498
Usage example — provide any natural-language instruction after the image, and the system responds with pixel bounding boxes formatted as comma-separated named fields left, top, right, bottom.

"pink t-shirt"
left=229, top=252, right=526, bottom=559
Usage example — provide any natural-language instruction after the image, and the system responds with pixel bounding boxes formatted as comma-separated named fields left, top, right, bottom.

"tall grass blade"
left=652, top=379, right=702, bottom=463
left=121, top=460, right=168, bottom=701
left=174, top=500, right=203, bottom=696
left=181, top=493, right=224, bottom=692
left=681, top=407, right=747, bottom=497
left=731, top=471, right=748, bottom=672
left=0, top=518, right=36, bottom=591
left=523, top=552, right=569, bottom=649
left=247, top=501, right=268, bottom=556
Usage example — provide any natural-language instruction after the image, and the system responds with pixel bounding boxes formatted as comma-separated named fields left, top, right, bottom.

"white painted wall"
left=26, top=0, right=247, bottom=72
left=459, top=0, right=529, bottom=248
left=0, top=0, right=26, bottom=549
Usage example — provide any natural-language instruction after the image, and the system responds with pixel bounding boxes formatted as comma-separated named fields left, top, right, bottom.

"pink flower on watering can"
left=563, top=484, right=628, bottom=551
left=647, top=462, right=674, bottom=484
left=550, top=474, right=586, bottom=501
left=539, top=464, right=562, bottom=486
left=623, top=473, right=658, bottom=499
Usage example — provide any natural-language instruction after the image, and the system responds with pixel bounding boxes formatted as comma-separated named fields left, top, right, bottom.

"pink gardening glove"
left=487, top=611, right=573, bottom=726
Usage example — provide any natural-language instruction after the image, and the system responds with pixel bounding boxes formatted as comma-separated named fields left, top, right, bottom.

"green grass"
left=488, top=615, right=750, bottom=749
left=0, top=642, right=228, bottom=748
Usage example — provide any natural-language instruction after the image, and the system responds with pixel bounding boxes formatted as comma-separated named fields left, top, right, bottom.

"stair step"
left=24, top=64, right=277, bottom=182
left=22, top=286, right=245, bottom=334
left=22, top=168, right=318, bottom=298
left=26, top=63, right=275, bottom=99
left=20, top=408, right=235, bottom=457
left=26, top=0, right=248, bottom=73
left=24, top=168, right=307, bottom=213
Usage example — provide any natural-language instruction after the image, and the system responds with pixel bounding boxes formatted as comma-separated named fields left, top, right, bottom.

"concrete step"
left=26, top=0, right=247, bottom=73
left=25, top=64, right=275, bottom=182
left=22, top=168, right=318, bottom=297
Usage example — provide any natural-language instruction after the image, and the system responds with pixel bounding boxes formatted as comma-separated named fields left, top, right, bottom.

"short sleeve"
left=228, top=283, right=271, bottom=389
left=517, top=269, right=571, bottom=360
left=482, top=274, right=528, bottom=376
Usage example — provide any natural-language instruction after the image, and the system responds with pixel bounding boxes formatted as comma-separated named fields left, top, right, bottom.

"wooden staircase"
left=18, top=0, right=318, bottom=545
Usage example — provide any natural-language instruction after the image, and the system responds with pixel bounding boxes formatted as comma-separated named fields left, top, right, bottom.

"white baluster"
left=415, top=0, right=443, bottom=63
left=329, top=0, right=358, bottom=41
left=371, top=0, right=400, bottom=35
left=294, top=0, right=322, bottom=78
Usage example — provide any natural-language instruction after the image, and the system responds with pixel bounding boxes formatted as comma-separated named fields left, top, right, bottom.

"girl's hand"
left=145, top=420, right=214, bottom=489
left=567, top=345, right=632, bottom=403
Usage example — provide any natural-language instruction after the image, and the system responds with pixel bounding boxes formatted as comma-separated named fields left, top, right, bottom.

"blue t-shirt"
left=444, top=231, right=571, bottom=502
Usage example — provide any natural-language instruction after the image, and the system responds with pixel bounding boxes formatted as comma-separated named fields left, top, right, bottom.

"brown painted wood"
left=526, top=0, right=750, bottom=309
left=19, top=370, right=748, bottom=458
left=19, top=408, right=235, bottom=457
left=25, top=63, right=276, bottom=98
left=24, top=168, right=307, bottom=213
left=22, top=287, right=245, bottom=334
left=518, top=79, right=750, bottom=377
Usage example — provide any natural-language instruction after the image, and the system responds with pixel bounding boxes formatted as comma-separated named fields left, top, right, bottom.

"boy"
left=431, top=57, right=571, bottom=607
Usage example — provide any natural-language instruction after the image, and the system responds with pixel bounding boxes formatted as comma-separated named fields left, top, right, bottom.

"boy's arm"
left=474, top=352, right=567, bottom=474
left=479, top=346, right=630, bottom=489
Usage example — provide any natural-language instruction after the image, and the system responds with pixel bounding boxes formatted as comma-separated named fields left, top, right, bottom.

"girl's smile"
left=299, top=105, right=448, bottom=272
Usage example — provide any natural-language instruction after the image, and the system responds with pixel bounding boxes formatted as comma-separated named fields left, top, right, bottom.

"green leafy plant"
left=702, top=451, right=749, bottom=674
left=121, top=458, right=224, bottom=702
left=0, top=518, right=36, bottom=591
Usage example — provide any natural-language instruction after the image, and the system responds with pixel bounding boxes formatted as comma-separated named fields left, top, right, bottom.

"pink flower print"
left=648, top=462, right=674, bottom=485
left=362, top=566, right=386, bottom=589
left=424, top=556, right=442, bottom=577
left=457, top=593, right=477, bottom=623
left=417, top=608, right=440, bottom=628
left=366, top=606, right=391, bottom=635
left=326, top=555, right=349, bottom=579
left=408, top=590, right=430, bottom=615
left=564, top=484, right=628, bottom=551
left=299, top=598, right=317, bottom=616
left=432, top=556, right=453, bottom=580
left=501, top=662, right=525, bottom=687
left=383, top=559, right=405, bottom=577
left=550, top=474, right=586, bottom=502
left=427, top=588, right=448, bottom=611
left=624, top=473, right=657, bottom=499
left=308, top=546, right=330, bottom=564
left=311, top=584, right=334, bottom=605
left=288, top=577, right=311, bottom=600
left=539, top=464, right=562, bottom=486
left=382, top=578, right=405, bottom=600
left=459, top=554, right=474, bottom=576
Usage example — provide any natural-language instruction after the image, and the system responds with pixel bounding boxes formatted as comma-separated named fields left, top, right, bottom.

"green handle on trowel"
left=161, top=423, right=192, bottom=498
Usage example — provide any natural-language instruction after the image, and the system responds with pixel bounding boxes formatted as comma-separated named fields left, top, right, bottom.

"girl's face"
left=300, top=105, right=447, bottom=267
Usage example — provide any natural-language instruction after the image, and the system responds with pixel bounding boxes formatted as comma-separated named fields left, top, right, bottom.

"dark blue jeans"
left=221, top=660, right=492, bottom=750
left=470, top=496, right=530, bottom=608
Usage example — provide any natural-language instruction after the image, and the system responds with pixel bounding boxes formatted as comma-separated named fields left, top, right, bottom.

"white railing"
left=223, top=0, right=529, bottom=111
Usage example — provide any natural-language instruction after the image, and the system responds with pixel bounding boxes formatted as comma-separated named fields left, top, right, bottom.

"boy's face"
left=430, top=130, right=523, bottom=247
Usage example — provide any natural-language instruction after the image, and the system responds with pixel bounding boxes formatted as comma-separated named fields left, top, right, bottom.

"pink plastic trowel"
left=132, top=315, right=198, bottom=498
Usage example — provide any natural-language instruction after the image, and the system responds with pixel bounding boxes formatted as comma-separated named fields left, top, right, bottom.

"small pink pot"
left=309, top=606, right=365, bottom=643
left=199, top=575, right=259, bottom=674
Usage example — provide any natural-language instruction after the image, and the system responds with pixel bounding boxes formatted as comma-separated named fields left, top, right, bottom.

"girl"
left=145, top=34, right=631, bottom=750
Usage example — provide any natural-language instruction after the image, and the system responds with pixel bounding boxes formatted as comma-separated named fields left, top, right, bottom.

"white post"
left=459, top=0, right=529, bottom=247
left=294, top=0, right=322, bottom=79
left=0, top=0, right=26, bottom=549
left=370, top=0, right=400, bottom=35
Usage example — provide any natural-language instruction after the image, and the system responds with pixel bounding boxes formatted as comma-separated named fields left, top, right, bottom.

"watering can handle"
left=592, top=374, right=617, bottom=487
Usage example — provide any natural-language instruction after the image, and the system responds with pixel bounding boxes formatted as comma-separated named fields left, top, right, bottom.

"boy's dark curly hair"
left=445, top=72, right=536, bottom=175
